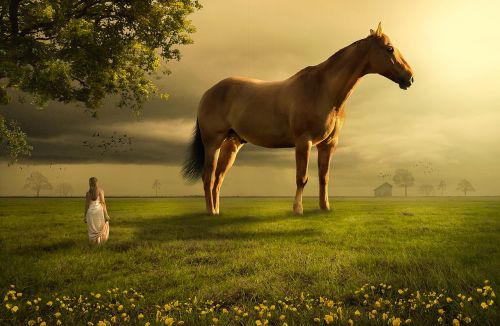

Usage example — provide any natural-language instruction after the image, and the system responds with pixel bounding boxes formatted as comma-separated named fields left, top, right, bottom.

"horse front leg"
left=293, top=140, right=312, bottom=215
left=317, top=140, right=336, bottom=210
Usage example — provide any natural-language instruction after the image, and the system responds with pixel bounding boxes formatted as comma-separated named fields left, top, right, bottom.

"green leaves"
left=0, top=0, right=201, bottom=159
left=0, top=115, right=32, bottom=162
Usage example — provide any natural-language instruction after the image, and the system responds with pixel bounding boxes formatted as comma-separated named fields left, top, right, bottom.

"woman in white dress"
left=84, top=177, right=110, bottom=244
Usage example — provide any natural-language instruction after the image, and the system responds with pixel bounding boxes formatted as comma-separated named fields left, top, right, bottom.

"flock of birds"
left=377, top=161, right=441, bottom=179
left=82, top=131, right=133, bottom=156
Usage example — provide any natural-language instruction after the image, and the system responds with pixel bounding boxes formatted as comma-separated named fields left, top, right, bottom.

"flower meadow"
left=0, top=281, right=496, bottom=325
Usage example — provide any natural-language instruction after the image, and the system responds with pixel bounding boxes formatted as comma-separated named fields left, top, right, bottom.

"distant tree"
left=457, top=179, right=475, bottom=196
left=152, top=179, right=161, bottom=197
left=24, top=171, right=52, bottom=197
left=392, top=169, right=414, bottom=197
left=0, top=0, right=201, bottom=160
left=419, top=184, right=435, bottom=196
left=437, top=180, right=447, bottom=196
left=55, top=183, right=73, bottom=197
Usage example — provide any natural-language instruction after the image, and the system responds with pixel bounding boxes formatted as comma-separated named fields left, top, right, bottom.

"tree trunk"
left=9, top=0, right=20, bottom=35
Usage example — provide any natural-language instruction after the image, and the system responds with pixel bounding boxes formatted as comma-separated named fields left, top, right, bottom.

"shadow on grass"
left=118, top=210, right=329, bottom=246
left=12, top=238, right=78, bottom=255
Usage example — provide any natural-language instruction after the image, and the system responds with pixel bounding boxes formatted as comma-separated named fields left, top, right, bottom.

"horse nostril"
left=410, top=76, right=414, bottom=83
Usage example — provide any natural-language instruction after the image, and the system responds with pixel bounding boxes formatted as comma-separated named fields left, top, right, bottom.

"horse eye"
left=387, top=46, right=394, bottom=53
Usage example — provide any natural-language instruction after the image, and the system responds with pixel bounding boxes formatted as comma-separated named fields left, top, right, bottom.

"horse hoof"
left=320, top=204, right=330, bottom=211
left=293, top=203, right=303, bottom=215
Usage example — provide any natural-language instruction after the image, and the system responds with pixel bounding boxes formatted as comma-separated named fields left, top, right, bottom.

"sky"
left=1, top=0, right=500, bottom=197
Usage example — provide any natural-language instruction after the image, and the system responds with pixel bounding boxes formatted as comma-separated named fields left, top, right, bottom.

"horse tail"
left=182, top=119, right=204, bottom=182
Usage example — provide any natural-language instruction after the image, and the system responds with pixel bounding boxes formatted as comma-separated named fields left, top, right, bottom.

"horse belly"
left=228, top=103, right=294, bottom=148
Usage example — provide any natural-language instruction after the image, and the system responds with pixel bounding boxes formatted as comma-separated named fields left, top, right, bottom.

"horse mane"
left=291, top=37, right=369, bottom=78
left=325, top=37, right=368, bottom=65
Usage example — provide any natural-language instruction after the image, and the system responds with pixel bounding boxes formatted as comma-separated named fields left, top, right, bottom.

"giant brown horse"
left=183, top=23, right=414, bottom=215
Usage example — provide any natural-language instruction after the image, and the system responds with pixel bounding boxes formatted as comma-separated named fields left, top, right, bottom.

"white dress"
left=86, top=198, right=109, bottom=244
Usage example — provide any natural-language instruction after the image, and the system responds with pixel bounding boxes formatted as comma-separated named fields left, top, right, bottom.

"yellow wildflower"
left=28, top=320, right=35, bottom=326
left=348, top=319, right=354, bottom=326
left=222, top=308, right=229, bottom=314
left=405, top=319, right=412, bottom=324
left=40, top=322, right=47, bottom=326
left=476, top=288, right=483, bottom=293
left=481, top=302, right=489, bottom=309
left=145, top=323, right=151, bottom=326
left=255, top=320, right=262, bottom=326
left=446, top=297, right=453, bottom=303
left=270, top=305, right=276, bottom=311
left=354, top=310, right=361, bottom=317
left=97, top=321, right=106, bottom=326
left=453, top=319, right=460, bottom=326
left=463, top=317, right=472, bottom=324
left=488, top=299, right=494, bottom=305
left=314, top=318, right=320, bottom=322
left=138, top=313, right=144, bottom=319
left=118, top=304, right=124, bottom=311
left=11, top=305, right=18, bottom=313
left=438, top=308, right=444, bottom=315
left=47, top=301, right=53, bottom=307
left=324, top=314, right=334, bottom=324
left=54, top=312, right=62, bottom=318
left=279, top=315, right=286, bottom=321
left=165, top=317, right=174, bottom=326
left=382, top=313, right=388, bottom=320
left=111, top=316, right=117, bottom=323
left=212, top=317, right=219, bottom=324
left=392, top=318, right=401, bottom=326
left=56, top=321, right=62, bottom=326
left=438, top=317, right=443, bottom=324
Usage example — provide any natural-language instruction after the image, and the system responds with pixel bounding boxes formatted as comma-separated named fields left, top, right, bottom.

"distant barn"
left=374, top=182, right=393, bottom=197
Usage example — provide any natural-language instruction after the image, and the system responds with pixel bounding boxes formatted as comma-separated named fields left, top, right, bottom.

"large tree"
left=392, top=169, right=414, bottom=197
left=457, top=179, right=475, bottom=196
left=0, top=0, right=201, bottom=161
left=24, top=171, right=52, bottom=196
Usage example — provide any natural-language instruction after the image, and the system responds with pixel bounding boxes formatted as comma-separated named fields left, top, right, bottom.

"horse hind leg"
left=213, top=134, right=244, bottom=214
left=293, top=139, right=312, bottom=214
left=202, top=135, right=226, bottom=215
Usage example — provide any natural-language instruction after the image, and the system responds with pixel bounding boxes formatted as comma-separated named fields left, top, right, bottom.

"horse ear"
left=370, top=29, right=375, bottom=35
left=375, top=22, right=383, bottom=36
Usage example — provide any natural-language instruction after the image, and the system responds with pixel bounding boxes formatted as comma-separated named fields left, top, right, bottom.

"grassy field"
left=0, top=197, right=498, bottom=325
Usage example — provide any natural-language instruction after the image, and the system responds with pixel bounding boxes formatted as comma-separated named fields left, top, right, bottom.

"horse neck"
left=319, top=40, right=369, bottom=110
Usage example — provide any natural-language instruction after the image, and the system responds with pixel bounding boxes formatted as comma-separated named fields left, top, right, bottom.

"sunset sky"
left=1, top=0, right=500, bottom=197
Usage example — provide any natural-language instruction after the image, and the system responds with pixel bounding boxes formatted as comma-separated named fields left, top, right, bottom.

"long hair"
left=88, top=177, right=98, bottom=200
left=181, top=120, right=204, bottom=182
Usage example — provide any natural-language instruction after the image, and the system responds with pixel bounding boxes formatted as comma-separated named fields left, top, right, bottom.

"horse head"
left=366, top=22, right=414, bottom=90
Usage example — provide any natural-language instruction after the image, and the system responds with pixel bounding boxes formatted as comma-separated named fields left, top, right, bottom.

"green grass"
left=0, top=197, right=498, bottom=325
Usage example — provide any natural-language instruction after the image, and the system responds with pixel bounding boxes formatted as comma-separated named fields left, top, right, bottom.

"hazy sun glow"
left=1, top=0, right=500, bottom=197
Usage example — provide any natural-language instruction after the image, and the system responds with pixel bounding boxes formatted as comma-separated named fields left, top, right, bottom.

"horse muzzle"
left=399, top=76, right=414, bottom=90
